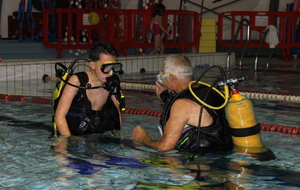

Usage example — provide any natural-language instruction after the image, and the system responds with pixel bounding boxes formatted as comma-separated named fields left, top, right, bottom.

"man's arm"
left=132, top=99, right=190, bottom=151
left=54, top=75, right=80, bottom=137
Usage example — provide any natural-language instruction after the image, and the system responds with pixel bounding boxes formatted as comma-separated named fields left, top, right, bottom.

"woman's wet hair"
left=152, top=3, right=166, bottom=17
left=89, top=41, right=118, bottom=62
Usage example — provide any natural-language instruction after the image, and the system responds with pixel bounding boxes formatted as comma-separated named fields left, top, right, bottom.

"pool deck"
left=0, top=40, right=235, bottom=81
left=1, top=39, right=300, bottom=82
left=237, top=56, right=300, bottom=72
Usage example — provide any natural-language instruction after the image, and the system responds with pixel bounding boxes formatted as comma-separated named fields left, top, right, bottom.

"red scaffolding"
left=42, top=8, right=200, bottom=58
left=217, top=11, right=300, bottom=61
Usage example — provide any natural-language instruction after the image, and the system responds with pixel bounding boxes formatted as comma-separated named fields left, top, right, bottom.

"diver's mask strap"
left=157, top=72, right=193, bottom=87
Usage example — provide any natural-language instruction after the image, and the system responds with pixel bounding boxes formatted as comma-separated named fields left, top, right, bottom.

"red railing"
left=217, top=11, right=300, bottom=61
left=42, top=8, right=200, bottom=58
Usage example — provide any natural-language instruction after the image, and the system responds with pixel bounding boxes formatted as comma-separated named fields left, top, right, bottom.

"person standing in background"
left=149, top=3, right=170, bottom=55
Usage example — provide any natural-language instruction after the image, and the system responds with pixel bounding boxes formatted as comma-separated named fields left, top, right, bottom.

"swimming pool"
left=0, top=66, right=300, bottom=189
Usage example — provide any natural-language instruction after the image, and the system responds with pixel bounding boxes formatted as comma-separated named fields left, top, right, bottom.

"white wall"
left=0, top=0, right=295, bottom=38
left=1, top=0, right=40, bottom=38
left=1, top=0, right=19, bottom=38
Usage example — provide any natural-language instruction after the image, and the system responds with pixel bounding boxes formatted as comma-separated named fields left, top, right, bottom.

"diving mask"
left=98, top=61, right=123, bottom=74
left=156, top=73, right=170, bottom=87
left=156, top=72, right=193, bottom=87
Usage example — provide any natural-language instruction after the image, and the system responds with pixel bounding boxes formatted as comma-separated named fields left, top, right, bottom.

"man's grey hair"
left=163, top=54, right=194, bottom=82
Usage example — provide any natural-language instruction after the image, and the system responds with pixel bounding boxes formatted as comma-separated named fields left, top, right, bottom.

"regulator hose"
left=54, top=58, right=106, bottom=90
left=189, top=65, right=229, bottom=110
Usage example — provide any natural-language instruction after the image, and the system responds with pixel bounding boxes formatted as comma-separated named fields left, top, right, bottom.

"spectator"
left=149, top=3, right=170, bottom=55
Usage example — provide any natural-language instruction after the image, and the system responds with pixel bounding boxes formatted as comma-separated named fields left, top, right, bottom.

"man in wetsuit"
left=54, top=41, right=123, bottom=138
left=132, top=54, right=232, bottom=153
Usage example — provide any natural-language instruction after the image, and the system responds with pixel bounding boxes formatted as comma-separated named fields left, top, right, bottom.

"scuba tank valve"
left=217, top=76, right=245, bottom=87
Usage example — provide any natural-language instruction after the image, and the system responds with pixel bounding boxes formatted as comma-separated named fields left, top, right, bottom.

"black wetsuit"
left=54, top=72, right=121, bottom=135
left=160, top=85, right=233, bottom=153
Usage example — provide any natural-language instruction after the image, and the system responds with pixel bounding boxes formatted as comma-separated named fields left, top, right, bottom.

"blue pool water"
left=0, top=67, right=300, bottom=189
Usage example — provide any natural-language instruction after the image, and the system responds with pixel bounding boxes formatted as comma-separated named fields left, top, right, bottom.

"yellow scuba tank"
left=225, top=89, right=263, bottom=148
left=52, top=72, right=70, bottom=103
left=52, top=71, right=71, bottom=137
left=51, top=59, right=82, bottom=137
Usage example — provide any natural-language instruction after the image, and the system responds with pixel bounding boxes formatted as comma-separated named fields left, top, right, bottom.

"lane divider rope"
left=120, top=82, right=300, bottom=103
left=0, top=94, right=27, bottom=101
left=1, top=94, right=299, bottom=135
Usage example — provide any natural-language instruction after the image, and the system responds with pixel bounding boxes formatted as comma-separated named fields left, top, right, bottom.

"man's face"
left=157, top=72, right=171, bottom=87
left=96, top=61, right=122, bottom=75
left=91, top=54, right=119, bottom=82
left=156, top=66, right=169, bottom=87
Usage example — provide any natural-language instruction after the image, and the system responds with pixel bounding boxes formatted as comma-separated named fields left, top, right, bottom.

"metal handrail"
left=254, top=27, right=275, bottom=71
left=180, top=0, right=187, bottom=10
left=226, top=18, right=250, bottom=70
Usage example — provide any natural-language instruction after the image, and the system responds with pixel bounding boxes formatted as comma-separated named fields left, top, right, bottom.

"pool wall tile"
left=0, top=53, right=235, bottom=81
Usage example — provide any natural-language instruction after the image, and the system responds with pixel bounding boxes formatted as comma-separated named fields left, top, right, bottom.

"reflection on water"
left=0, top=67, right=300, bottom=189
left=0, top=100, right=299, bottom=189
left=47, top=132, right=299, bottom=189
left=233, top=145, right=276, bottom=161
left=52, top=134, right=224, bottom=189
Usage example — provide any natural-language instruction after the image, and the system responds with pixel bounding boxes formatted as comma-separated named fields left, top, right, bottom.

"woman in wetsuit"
left=149, top=3, right=170, bottom=55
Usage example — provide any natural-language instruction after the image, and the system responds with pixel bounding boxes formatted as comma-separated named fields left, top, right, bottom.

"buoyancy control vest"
left=160, top=85, right=233, bottom=153
left=53, top=72, right=121, bottom=136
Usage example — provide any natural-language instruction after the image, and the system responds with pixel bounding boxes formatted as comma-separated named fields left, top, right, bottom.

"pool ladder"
left=226, top=18, right=275, bottom=72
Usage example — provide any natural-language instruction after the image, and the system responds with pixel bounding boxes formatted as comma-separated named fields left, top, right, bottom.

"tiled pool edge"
left=0, top=52, right=235, bottom=81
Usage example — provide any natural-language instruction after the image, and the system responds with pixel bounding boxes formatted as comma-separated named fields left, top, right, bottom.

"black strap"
left=75, top=72, right=92, bottom=115
left=230, top=123, right=261, bottom=137
left=76, top=72, right=89, bottom=87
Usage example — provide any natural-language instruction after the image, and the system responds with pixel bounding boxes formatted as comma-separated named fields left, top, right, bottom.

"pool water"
left=0, top=67, right=300, bottom=189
